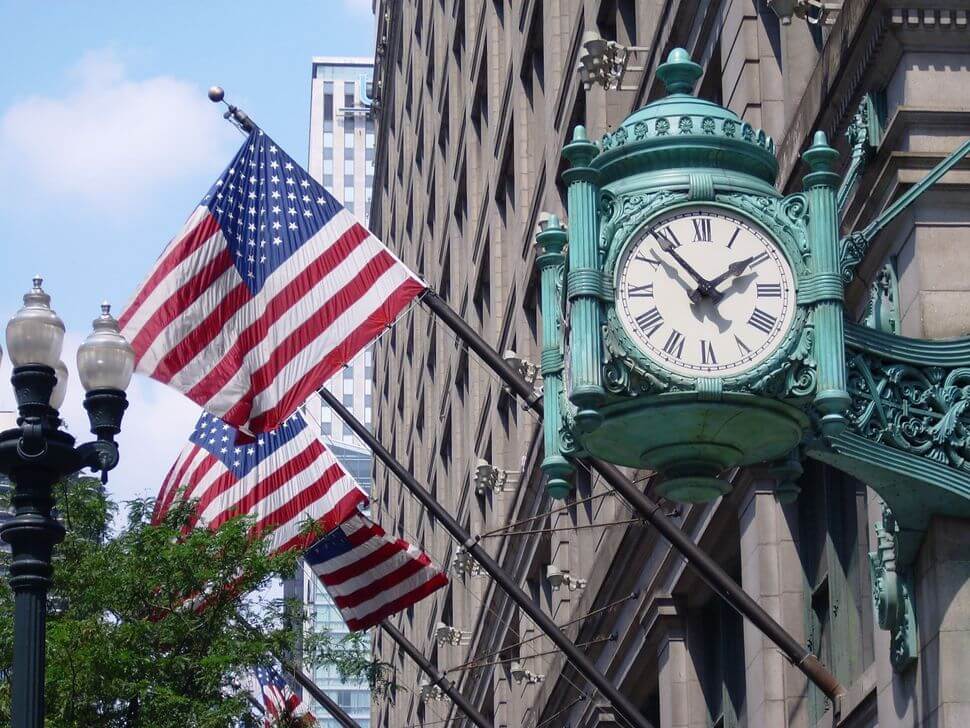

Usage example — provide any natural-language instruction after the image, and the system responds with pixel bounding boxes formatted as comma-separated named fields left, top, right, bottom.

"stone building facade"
left=366, top=1, right=970, bottom=727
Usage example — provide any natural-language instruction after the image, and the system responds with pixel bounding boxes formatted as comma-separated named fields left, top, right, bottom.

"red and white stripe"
left=120, top=204, right=424, bottom=435
left=153, top=423, right=367, bottom=558
left=306, top=514, right=448, bottom=632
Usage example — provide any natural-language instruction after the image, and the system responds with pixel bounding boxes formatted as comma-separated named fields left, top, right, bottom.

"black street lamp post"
left=0, top=279, right=134, bottom=728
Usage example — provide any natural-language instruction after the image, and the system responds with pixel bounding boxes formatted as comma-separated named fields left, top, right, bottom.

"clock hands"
left=705, top=255, right=756, bottom=303
left=653, top=237, right=715, bottom=301
left=654, top=236, right=756, bottom=305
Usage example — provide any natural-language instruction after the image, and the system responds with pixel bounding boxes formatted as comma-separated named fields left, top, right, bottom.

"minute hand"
left=656, top=241, right=714, bottom=300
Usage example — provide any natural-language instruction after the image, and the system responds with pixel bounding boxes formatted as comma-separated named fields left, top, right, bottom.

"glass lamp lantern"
left=50, top=360, right=69, bottom=412
left=5, top=277, right=64, bottom=369
left=76, top=303, right=135, bottom=394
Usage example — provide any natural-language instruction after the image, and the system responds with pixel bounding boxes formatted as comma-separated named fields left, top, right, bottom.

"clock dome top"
left=593, top=48, right=778, bottom=186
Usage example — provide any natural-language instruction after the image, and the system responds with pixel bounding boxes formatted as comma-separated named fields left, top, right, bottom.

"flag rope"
left=478, top=517, right=645, bottom=540
left=534, top=696, right=588, bottom=728
left=476, top=489, right=616, bottom=538
left=444, top=634, right=613, bottom=674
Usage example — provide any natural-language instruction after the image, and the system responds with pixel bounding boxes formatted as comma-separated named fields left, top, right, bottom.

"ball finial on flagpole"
left=208, top=86, right=225, bottom=103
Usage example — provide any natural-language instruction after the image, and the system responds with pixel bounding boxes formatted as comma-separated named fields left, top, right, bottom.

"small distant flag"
left=154, top=410, right=367, bottom=556
left=120, top=129, right=426, bottom=434
left=252, top=665, right=315, bottom=727
left=305, top=513, right=448, bottom=631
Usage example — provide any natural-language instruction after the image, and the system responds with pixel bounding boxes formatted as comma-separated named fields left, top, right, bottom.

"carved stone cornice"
left=778, top=0, right=970, bottom=190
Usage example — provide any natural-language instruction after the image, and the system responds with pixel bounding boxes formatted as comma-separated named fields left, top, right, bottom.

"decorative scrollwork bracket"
left=868, top=500, right=918, bottom=672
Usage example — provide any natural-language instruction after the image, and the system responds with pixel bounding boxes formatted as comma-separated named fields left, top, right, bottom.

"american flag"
left=153, top=410, right=367, bottom=556
left=119, top=129, right=425, bottom=435
left=305, top=513, right=448, bottom=632
left=252, top=665, right=314, bottom=727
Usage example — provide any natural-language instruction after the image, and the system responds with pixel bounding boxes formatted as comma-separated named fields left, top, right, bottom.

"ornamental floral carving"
left=845, top=353, right=970, bottom=472
left=717, top=192, right=812, bottom=269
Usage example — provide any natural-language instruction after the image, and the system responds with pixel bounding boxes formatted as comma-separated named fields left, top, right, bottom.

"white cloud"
left=0, top=49, right=235, bottom=211
left=343, top=0, right=374, bottom=15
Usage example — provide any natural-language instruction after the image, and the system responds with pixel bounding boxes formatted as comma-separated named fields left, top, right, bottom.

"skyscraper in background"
left=284, top=57, right=376, bottom=728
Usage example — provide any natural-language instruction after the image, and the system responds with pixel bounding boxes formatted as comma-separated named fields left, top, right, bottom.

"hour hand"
left=708, top=256, right=755, bottom=301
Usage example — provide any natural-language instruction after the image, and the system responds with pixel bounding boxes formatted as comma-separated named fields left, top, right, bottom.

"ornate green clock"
left=614, top=205, right=797, bottom=378
left=537, top=47, right=970, bottom=668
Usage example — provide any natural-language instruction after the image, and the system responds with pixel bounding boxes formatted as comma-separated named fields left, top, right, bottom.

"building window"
left=323, top=93, right=333, bottom=119
left=697, top=593, right=746, bottom=726
left=344, top=186, right=355, bottom=203
left=344, top=132, right=355, bottom=150
left=323, top=159, right=333, bottom=175
left=323, top=132, right=333, bottom=148
left=323, top=173, right=333, bottom=188
left=797, top=462, right=874, bottom=723
left=344, top=157, right=355, bottom=176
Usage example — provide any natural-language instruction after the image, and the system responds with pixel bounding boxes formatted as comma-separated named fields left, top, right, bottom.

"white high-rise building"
left=284, top=57, right=376, bottom=728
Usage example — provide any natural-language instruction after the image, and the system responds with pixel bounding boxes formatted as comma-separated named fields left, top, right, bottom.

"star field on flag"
left=153, top=410, right=367, bottom=556
left=120, top=129, right=426, bottom=434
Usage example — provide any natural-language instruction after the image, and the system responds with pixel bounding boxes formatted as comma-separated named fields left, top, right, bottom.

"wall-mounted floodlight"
left=546, top=564, right=587, bottom=591
left=577, top=31, right=649, bottom=91
left=768, top=0, right=841, bottom=25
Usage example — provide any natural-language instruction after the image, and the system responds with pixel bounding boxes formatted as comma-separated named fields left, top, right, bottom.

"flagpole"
left=319, top=388, right=652, bottom=728
left=237, top=618, right=360, bottom=728
left=379, top=619, right=492, bottom=728
left=420, top=289, right=846, bottom=701
left=276, top=653, right=361, bottom=728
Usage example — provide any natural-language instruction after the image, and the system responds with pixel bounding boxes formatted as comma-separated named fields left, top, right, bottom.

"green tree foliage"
left=0, top=477, right=385, bottom=727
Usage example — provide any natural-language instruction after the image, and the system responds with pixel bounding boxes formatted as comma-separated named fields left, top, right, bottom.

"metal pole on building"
left=420, top=289, right=847, bottom=701
left=380, top=620, right=492, bottom=728
left=319, top=388, right=653, bottom=728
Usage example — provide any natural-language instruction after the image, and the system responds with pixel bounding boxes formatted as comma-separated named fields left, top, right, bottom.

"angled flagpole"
left=420, top=289, right=846, bottom=702
left=237, top=617, right=360, bottom=728
left=379, top=620, right=492, bottom=728
left=319, top=387, right=652, bottom=728
left=277, top=653, right=360, bottom=728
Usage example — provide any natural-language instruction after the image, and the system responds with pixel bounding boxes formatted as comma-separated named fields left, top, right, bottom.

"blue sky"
left=0, top=0, right=375, bottom=505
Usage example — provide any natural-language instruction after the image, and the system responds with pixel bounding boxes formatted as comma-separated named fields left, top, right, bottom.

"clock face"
left=615, top=206, right=796, bottom=378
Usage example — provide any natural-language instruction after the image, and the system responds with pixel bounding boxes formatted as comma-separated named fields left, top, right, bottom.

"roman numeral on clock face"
left=662, top=329, right=685, bottom=358
left=735, top=335, right=752, bottom=355
left=628, top=283, right=654, bottom=297
left=700, top=339, right=717, bottom=365
left=692, top=218, right=712, bottom=243
left=749, top=251, right=770, bottom=268
left=726, top=227, right=741, bottom=249
left=653, top=225, right=681, bottom=249
left=635, top=251, right=662, bottom=270
left=635, top=307, right=664, bottom=337
left=756, top=283, right=782, bottom=298
left=748, top=307, right=777, bottom=334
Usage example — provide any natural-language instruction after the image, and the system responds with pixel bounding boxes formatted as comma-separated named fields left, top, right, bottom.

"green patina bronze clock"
left=536, top=47, right=970, bottom=669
